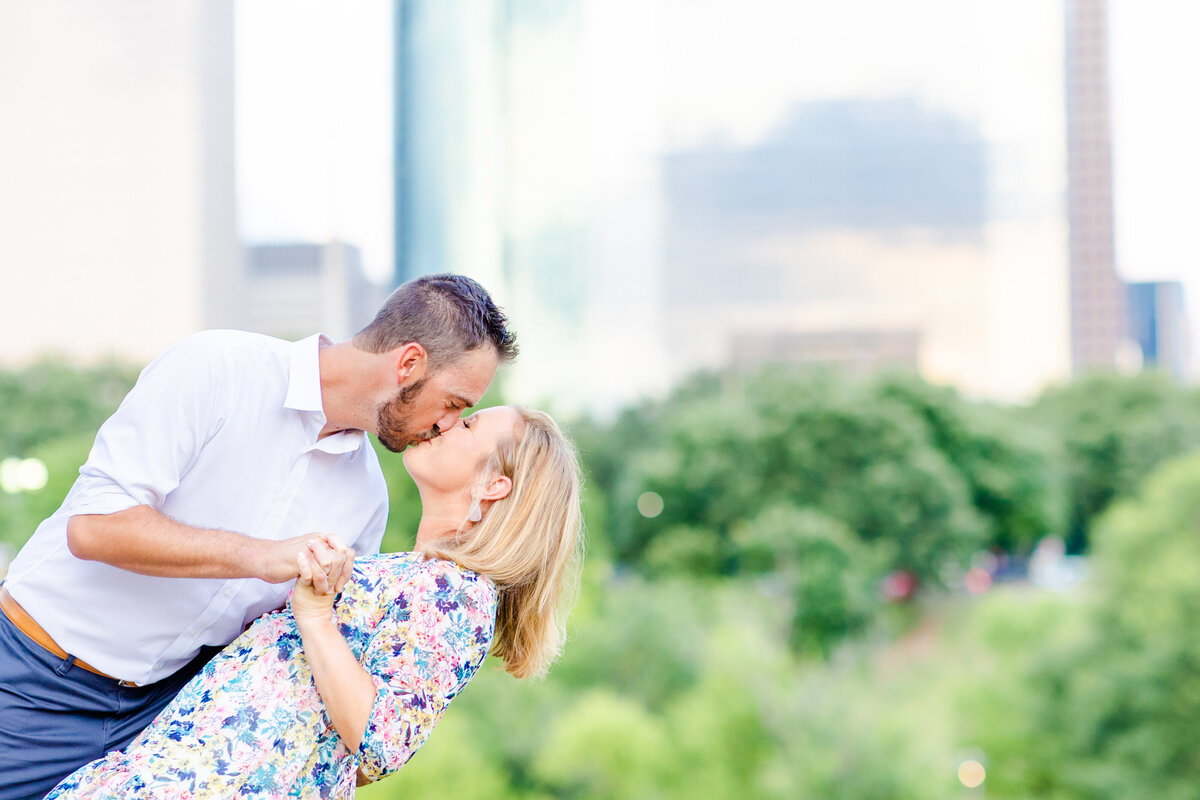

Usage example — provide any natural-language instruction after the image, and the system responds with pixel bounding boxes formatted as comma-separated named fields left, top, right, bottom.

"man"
left=0, top=273, right=518, bottom=800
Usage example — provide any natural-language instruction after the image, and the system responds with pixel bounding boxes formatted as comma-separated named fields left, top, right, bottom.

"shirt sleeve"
left=355, top=561, right=496, bottom=781
left=64, top=333, right=226, bottom=516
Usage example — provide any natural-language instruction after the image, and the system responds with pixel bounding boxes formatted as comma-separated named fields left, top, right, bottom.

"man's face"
left=375, top=347, right=500, bottom=453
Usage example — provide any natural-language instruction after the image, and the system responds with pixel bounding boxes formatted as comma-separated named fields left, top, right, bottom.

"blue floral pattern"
left=47, top=553, right=497, bottom=799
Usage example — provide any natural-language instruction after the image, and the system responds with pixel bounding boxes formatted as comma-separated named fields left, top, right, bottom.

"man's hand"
left=306, top=535, right=355, bottom=593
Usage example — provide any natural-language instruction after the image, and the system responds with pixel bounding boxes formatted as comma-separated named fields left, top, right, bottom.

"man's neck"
left=318, top=341, right=381, bottom=438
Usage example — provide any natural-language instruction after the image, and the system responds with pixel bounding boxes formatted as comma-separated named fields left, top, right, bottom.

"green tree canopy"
left=963, top=451, right=1200, bottom=799
left=1029, top=370, right=1200, bottom=552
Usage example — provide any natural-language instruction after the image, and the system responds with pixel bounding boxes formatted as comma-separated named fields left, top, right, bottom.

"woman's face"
left=402, top=405, right=523, bottom=495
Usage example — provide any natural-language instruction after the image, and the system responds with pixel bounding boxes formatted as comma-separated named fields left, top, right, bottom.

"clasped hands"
left=291, top=535, right=355, bottom=623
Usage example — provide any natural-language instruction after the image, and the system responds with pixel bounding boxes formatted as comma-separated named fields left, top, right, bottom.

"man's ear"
left=480, top=474, right=512, bottom=503
left=393, top=342, right=427, bottom=384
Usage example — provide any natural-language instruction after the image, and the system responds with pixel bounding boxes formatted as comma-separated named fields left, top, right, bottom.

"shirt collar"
left=284, top=334, right=330, bottom=413
left=284, top=335, right=366, bottom=455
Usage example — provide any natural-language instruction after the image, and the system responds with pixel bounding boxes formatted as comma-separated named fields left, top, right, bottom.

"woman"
left=46, top=405, right=582, bottom=799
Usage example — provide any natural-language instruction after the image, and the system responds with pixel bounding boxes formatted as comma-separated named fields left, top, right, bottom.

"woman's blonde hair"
left=420, top=406, right=583, bottom=679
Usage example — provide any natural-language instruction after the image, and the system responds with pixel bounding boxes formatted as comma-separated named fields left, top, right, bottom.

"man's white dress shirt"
left=5, top=331, right=388, bottom=684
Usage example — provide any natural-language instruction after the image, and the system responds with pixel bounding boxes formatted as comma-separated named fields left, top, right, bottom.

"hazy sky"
left=1109, top=0, right=1200, bottom=283
left=236, top=0, right=1200, bottom=306
left=235, top=0, right=392, bottom=278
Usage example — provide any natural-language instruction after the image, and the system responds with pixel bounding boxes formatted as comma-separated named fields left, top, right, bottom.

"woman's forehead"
left=474, top=406, right=524, bottom=436
left=472, top=405, right=517, bottom=424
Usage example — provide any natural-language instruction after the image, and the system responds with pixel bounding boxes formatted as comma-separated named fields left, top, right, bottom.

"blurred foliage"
left=574, top=366, right=1067, bottom=660
left=1027, top=370, right=1200, bottom=552
left=879, top=372, right=1067, bottom=555
left=0, top=360, right=137, bottom=550
left=732, top=504, right=880, bottom=656
left=0, top=359, right=138, bottom=456
left=960, top=451, right=1200, bottom=799
left=579, top=370, right=985, bottom=583
left=8, top=358, right=1200, bottom=797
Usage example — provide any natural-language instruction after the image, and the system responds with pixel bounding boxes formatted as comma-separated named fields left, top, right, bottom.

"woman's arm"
left=292, top=548, right=375, bottom=754
left=296, top=554, right=495, bottom=781
left=352, top=561, right=496, bottom=782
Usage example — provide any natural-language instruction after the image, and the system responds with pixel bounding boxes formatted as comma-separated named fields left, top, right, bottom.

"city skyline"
left=2, top=1, right=1196, bottom=406
left=236, top=0, right=1200, bottom=295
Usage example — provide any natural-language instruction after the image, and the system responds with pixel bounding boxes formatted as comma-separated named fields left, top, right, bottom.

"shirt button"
left=187, top=629, right=196, bottom=636
left=223, top=588, right=232, bottom=597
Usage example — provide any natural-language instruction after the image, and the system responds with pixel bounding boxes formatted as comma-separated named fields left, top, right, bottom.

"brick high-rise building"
left=1065, top=0, right=1126, bottom=371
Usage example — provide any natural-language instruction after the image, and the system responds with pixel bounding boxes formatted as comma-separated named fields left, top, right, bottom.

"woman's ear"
left=480, top=474, right=512, bottom=503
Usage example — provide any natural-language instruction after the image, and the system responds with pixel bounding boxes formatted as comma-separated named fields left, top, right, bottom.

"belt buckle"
left=118, top=679, right=139, bottom=688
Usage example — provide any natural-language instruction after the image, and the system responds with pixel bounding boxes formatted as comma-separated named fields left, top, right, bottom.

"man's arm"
left=67, top=505, right=354, bottom=585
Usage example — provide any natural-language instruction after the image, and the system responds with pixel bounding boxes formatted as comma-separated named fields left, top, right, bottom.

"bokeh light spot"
left=636, top=491, right=664, bottom=518
left=18, top=458, right=48, bottom=492
left=0, top=458, right=21, bottom=494
left=964, top=567, right=992, bottom=594
left=958, top=759, right=986, bottom=788
left=1, top=457, right=48, bottom=493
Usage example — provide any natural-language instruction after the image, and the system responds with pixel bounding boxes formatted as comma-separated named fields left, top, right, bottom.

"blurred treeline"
left=4, top=360, right=1200, bottom=797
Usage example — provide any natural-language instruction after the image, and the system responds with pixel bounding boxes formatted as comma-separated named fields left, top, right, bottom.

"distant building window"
left=249, top=244, right=323, bottom=277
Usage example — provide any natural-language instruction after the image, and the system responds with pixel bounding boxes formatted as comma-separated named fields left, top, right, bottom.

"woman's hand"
left=291, top=539, right=354, bottom=625
left=305, top=536, right=355, bottom=593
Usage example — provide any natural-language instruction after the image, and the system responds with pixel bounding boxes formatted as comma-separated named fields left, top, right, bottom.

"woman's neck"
left=413, top=495, right=471, bottom=550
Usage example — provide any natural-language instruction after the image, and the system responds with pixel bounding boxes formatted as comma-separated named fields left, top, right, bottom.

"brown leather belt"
left=0, top=586, right=130, bottom=684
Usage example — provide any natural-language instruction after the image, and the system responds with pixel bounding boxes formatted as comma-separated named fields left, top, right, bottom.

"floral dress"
left=46, top=552, right=498, bottom=799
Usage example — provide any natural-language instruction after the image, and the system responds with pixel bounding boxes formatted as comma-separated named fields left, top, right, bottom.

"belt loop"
left=54, top=654, right=77, bottom=677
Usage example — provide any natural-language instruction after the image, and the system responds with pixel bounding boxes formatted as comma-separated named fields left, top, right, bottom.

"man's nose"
left=435, top=409, right=462, bottom=433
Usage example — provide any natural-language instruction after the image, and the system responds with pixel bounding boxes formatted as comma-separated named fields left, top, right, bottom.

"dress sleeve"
left=355, top=561, right=496, bottom=781
left=64, top=334, right=224, bottom=515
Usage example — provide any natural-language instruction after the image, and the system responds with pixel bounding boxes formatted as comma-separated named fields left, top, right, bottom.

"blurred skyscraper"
left=1127, top=281, right=1190, bottom=379
left=390, top=0, right=1086, bottom=406
left=657, top=0, right=1074, bottom=401
left=645, top=1, right=1075, bottom=401
left=392, top=0, right=503, bottom=291
left=1065, top=0, right=1127, bottom=372
left=393, top=0, right=667, bottom=414
left=0, top=0, right=239, bottom=364
left=662, top=98, right=994, bottom=391
left=241, top=242, right=386, bottom=342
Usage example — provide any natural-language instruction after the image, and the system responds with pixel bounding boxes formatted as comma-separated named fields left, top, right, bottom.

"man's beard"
left=375, top=376, right=431, bottom=453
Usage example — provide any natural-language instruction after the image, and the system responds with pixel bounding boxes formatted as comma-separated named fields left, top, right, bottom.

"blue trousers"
left=0, top=609, right=219, bottom=800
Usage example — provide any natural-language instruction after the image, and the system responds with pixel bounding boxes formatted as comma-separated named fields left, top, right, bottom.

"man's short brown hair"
left=355, top=274, right=518, bottom=370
